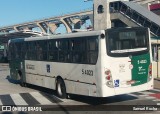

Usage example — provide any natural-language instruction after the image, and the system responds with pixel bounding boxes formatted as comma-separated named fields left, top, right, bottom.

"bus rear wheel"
left=56, top=78, right=67, bottom=99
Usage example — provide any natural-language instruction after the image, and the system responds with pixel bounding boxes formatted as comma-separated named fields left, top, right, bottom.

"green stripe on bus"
left=131, top=53, right=150, bottom=86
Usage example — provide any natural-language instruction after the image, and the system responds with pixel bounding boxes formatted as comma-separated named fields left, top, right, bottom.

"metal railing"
left=110, top=1, right=160, bottom=36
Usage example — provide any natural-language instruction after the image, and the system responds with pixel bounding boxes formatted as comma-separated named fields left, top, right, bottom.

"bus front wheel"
left=56, top=78, right=67, bottom=99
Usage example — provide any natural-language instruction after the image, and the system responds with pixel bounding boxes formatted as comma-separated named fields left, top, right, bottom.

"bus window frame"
left=13, top=35, right=99, bottom=65
left=106, top=28, right=150, bottom=57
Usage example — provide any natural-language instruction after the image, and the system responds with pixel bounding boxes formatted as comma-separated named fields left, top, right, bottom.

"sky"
left=0, top=0, right=93, bottom=27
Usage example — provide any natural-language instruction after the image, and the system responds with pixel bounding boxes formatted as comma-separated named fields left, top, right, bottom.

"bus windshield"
left=106, top=28, right=149, bottom=57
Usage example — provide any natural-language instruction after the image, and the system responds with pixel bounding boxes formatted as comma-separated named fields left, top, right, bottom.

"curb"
left=154, top=78, right=160, bottom=81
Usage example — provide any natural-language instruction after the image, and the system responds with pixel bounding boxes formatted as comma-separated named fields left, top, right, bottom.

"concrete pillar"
left=74, top=21, right=81, bottom=29
left=23, top=26, right=30, bottom=30
left=36, top=22, right=47, bottom=33
left=72, top=18, right=81, bottom=24
left=94, top=0, right=111, bottom=30
left=60, top=18, right=72, bottom=33
left=13, top=26, right=19, bottom=32
left=47, top=23, right=58, bottom=33
left=88, top=14, right=94, bottom=26
left=71, top=18, right=81, bottom=29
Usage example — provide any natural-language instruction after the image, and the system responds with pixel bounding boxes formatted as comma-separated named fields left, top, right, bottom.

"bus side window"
left=25, top=42, right=29, bottom=60
left=36, top=42, right=43, bottom=60
left=48, top=40, right=58, bottom=61
left=29, top=42, right=36, bottom=60
left=72, top=39, right=80, bottom=63
left=8, top=43, right=13, bottom=60
left=21, top=42, right=26, bottom=59
left=41, top=41, right=47, bottom=61
left=15, top=43, right=21, bottom=59
left=87, top=37, right=98, bottom=64
left=58, top=40, right=70, bottom=62
left=58, top=40, right=64, bottom=62
left=71, top=38, right=86, bottom=63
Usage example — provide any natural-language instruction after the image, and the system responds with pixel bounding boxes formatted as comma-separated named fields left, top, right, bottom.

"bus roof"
left=10, top=30, right=103, bottom=42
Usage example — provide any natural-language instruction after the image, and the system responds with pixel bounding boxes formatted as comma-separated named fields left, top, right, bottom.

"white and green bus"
left=8, top=27, right=153, bottom=98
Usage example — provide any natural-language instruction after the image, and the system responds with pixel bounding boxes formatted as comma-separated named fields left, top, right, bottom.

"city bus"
left=8, top=27, right=153, bottom=98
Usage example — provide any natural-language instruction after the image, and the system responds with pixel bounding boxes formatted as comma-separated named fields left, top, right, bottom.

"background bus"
left=0, top=43, right=7, bottom=63
left=8, top=27, right=153, bottom=98
left=0, top=30, right=47, bottom=63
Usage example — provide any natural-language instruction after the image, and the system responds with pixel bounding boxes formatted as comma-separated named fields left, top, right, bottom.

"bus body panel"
left=100, top=27, right=153, bottom=97
left=131, top=53, right=151, bottom=86
left=108, top=57, right=132, bottom=88
left=114, top=78, right=153, bottom=95
left=25, top=60, right=97, bottom=96
left=97, top=36, right=116, bottom=97
left=100, top=54, right=153, bottom=97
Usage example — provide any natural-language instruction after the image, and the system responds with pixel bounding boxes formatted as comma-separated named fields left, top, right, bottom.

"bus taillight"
left=105, top=70, right=111, bottom=75
left=105, top=70, right=111, bottom=80
left=148, top=64, right=152, bottom=81
left=105, top=69, right=113, bottom=88
left=106, top=76, right=111, bottom=80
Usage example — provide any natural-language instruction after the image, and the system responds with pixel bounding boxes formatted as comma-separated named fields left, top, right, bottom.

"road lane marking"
left=151, top=89, right=160, bottom=92
left=139, top=95, right=148, bottom=97
left=30, top=92, right=53, bottom=105
left=153, top=99, right=160, bottom=102
left=127, top=93, right=141, bottom=98
left=10, top=94, right=28, bottom=105
left=139, top=91, right=155, bottom=95
left=39, top=92, right=62, bottom=103
left=0, top=99, right=2, bottom=105
left=19, top=93, right=40, bottom=105
left=0, top=95, right=15, bottom=105
left=145, top=96, right=156, bottom=99
left=147, top=89, right=160, bottom=94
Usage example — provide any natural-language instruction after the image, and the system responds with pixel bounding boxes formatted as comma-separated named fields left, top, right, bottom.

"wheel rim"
left=57, top=82, right=63, bottom=96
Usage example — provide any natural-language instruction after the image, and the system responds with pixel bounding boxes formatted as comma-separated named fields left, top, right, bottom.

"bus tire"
left=20, top=82, right=26, bottom=87
left=56, top=78, right=67, bottom=99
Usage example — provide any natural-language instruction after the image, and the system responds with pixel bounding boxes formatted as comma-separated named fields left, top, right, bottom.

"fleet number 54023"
left=82, top=69, right=93, bottom=76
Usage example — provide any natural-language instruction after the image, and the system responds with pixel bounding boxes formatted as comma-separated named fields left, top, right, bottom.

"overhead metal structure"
left=131, top=0, right=160, bottom=4
left=0, top=10, right=93, bottom=35
left=110, top=1, right=160, bottom=36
